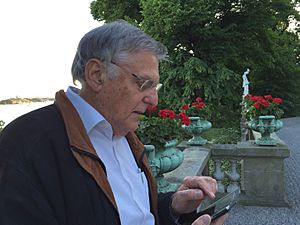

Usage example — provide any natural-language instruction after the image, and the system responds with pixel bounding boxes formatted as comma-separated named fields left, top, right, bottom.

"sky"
left=1, top=2, right=298, bottom=101
left=0, top=0, right=101, bottom=100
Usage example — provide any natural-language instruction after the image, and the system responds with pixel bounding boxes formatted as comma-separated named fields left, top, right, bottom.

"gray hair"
left=71, top=20, right=168, bottom=83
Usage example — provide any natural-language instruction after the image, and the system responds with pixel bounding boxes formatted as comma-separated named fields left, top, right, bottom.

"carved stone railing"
left=210, top=144, right=241, bottom=194
left=164, top=139, right=290, bottom=207
left=207, top=141, right=290, bottom=207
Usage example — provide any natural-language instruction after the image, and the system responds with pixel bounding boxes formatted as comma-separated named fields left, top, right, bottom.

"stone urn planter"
left=183, top=116, right=212, bottom=145
left=144, top=139, right=184, bottom=193
left=248, top=115, right=283, bottom=146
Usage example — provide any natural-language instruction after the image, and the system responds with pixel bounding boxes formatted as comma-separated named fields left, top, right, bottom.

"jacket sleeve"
left=157, top=192, right=178, bottom=225
left=158, top=191, right=199, bottom=225
left=0, top=161, right=59, bottom=225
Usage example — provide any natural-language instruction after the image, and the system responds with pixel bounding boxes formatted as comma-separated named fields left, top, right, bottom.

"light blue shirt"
left=66, top=87, right=154, bottom=225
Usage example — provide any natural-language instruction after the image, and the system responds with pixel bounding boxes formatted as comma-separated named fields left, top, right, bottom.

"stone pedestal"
left=237, top=141, right=290, bottom=207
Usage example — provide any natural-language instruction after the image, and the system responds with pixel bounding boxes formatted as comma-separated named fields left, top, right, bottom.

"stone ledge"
left=237, top=141, right=290, bottom=158
left=164, top=147, right=211, bottom=184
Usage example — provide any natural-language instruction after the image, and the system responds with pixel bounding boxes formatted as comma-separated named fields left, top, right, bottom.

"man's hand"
left=171, top=176, right=218, bottom=214
left=191, top=214, right=228, bottom=225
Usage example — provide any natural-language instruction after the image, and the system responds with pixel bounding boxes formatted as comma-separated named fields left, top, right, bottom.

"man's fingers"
left=191, top=213, right=228, bottom=225
left=171, top=189, right=205, bottom=214
left=176, top=189, right=205, bottom=201
left=180, top=176, right=217, bottom=199
left=192, top=214, right=212, bottom=225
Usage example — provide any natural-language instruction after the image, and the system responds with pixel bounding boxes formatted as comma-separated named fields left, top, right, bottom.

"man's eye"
left=137, top=80, right=146, bottom=87
left=141, top=80, right=154, bottom=91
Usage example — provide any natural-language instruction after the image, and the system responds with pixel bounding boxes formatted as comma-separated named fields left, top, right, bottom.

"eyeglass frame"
left=111, top=61, right=162, bottom=92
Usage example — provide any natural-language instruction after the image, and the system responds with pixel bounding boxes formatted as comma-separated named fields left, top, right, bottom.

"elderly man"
left=0, top=20, right=226, bottom=225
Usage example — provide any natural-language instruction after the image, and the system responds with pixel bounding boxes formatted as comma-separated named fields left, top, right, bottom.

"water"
left=0, top=101, right=53, bottom=127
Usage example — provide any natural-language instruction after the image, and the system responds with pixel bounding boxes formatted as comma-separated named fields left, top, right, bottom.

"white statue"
left=242, top=68, right=250, bottom=96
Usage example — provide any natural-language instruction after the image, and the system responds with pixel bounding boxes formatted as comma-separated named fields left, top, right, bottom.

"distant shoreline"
left=0, top=101, right=54, bottom=126
left=0, top=97, right=54, bottom=105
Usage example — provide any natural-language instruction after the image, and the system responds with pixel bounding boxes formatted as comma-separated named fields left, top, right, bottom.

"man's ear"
left=84, top=58, right=106, bottom=92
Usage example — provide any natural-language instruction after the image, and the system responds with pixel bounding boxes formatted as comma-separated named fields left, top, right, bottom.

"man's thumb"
left=192, top=214, right=212, bottom=225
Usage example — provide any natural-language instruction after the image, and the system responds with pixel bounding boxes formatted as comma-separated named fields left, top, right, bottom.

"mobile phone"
left=178, top=189, right=239, bottom=224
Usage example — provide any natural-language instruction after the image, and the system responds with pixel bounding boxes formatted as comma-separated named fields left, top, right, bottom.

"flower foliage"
left=181, top=97, right=211, bottom=119
left=243, top=94, right=284, bottom=120
left=136, top=106, right=190, bottom=150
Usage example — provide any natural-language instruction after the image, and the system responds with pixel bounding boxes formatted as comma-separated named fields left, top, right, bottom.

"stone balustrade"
left=164, top=137, right=290, bottom=207
left=211, top=141, right=290, bottom=207
left=210, top=144, right=241, bottom=194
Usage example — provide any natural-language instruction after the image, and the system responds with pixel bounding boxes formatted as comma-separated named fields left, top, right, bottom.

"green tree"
left=90, top=0, right=142, bottom=24
left=91, top=0, right=300, bottom=124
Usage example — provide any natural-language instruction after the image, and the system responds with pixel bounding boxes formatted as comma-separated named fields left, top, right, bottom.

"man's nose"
left=143, top=89, right=159, bottom=106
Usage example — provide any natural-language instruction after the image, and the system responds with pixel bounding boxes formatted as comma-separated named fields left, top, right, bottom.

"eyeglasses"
left=130, top=73, right=162, bottom=92
left=111, top=61, right=162, bottom=92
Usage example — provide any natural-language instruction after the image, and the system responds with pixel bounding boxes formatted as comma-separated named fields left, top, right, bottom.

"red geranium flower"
left=146, top=105, right=157, bottom=112
left=178, top=112, right=191, bottom=126
left=137, top=107, right=190, bottom=150
left=243, top=94, right=284, bottom=119
left=180, top=97, right=211, bottom=119
left=253, top=103, right=261, bottom=109
left=272, top=98, right=283, bottom=104
left=195, top=97, right=202, bottom=102
left=181, top=104, right=189, bottom=110
left=264, top=95, right=272, bottom=100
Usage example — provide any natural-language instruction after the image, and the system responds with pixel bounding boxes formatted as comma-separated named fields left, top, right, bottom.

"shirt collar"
left=66, top=86, right=110, bottom=134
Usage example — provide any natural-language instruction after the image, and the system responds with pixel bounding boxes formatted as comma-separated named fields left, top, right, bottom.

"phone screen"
left=178, top=189, right=239, bottom=224
left=198, top=188, right=239, bottom=220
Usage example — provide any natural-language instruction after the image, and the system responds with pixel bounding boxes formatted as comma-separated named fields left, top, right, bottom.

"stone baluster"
left=212, top=159, right=225, bottom=193
left=227, top=160, right=240, bottom=193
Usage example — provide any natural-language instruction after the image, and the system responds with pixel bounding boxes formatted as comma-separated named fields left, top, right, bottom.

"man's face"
left=97, top=51, right=160, bottom=136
